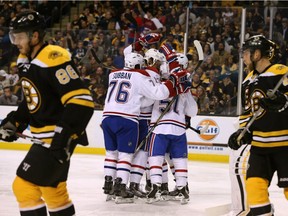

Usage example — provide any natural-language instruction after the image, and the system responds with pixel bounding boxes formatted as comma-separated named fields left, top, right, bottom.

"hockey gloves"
left=228, top=129, right=252, bottom=150
left=185, top=115, right=191, bottom=129
left=50, top=124, right=73, bottom=164
left=135, top=33, right=161, bottom=51
left=139, top=33, right=161, bottom=47
left=259, top=90, right=288, bottom=113
left=169, top=70, right=189, bottom=88
left=0, top=111, right=27, bottom=142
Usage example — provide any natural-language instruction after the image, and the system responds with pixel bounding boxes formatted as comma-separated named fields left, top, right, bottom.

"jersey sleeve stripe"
left=61, top=89, right=92, bottom=104
left=66, top=98, right=95, bottom=108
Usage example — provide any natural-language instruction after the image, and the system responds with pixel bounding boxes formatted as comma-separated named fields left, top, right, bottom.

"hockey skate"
left=129, top=182, right=147, bottom=198
left=102, top=176, right=115, bottom=201
left=174, top=186, right=190, bottom=205
left=160, top=183, right=169, bottom=201
left=114, top=178, right=134, bottom=204
left=145, top=179, right=151, bottom=192
left=168, top=183, right=189, bottom=201
left=146, top=184, right=161, bottom=204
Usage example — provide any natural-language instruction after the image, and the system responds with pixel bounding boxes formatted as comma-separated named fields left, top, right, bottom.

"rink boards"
left=0, top=106, right=238, bottom=163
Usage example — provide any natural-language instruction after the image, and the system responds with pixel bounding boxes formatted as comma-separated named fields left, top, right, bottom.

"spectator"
left=72, top=41, right=87, bottom=63
left=112, top=46, right=125, bottom=69
left=91, top=83, right=106, bottom=110
left=137, top=2, right=163, bottom=35
left=0, top=69, right=9, bottom=95
left=0, top=85, right=18, bottom=105
left=7, top=62, right=19, bottom=87
left=280, top=17, right=288, bottom=41
left=211, top=42, right=230, bottom=67
left=190, top=72, right=202, bottom=100
left=196, top=85, right=210, bottom=114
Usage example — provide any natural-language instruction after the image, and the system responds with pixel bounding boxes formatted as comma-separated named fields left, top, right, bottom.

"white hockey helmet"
left=144, top=48, right=163, bottom=67
left=124, top=52, right=144, bottom=69
left=176, top=53, right=189, bottom=69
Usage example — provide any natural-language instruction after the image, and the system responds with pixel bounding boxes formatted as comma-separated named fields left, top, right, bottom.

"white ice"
left=0, top=150, right=286, bottom=216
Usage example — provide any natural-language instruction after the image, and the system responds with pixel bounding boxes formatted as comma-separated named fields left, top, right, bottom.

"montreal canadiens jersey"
left=240, top=64, right=288, bottom=148
left=151, top=92, right=198, bottom=136
left=103, top=68, right=169, bottom=122
left=17, top=44, right=94, bottom=144
left=139, top=67, right=162, bottom=120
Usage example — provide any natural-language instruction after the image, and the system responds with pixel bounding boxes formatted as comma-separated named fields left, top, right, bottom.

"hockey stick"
left=135, top=40, right=204, bottom=153
left=188, top=122, right=209, bottom=134
left=15, top=132, right=50, bottom=148
left=237, top=70, right=288, bottom=143
left=90, top=48, right=116, bottom=70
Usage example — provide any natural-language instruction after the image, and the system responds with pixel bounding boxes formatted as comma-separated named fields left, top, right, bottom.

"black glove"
left=228, top=129, right=252, bottom=150
left=0, top=111, right=27, bottom=142
left=50, top=124, right=73, bottom=164
left=185, top=115, right=191, bottom=129
left=259, top=90, right=288, bottom=112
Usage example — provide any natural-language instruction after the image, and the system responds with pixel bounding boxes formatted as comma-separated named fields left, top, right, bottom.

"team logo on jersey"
left=21, top=78, right=41, bottom=113
left=48, top=51, right=63, bottom=60
left=197, top=119, right=219, bottom=141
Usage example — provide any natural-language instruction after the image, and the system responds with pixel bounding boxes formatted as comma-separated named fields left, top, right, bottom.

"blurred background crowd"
left=0, top=0, right=287, bottom=116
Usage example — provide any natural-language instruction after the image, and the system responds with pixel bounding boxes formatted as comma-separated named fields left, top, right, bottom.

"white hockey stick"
left=237, top=71, right=288, bottom=143
left=135, top=40, right=204, bottom=153
left=15, top=132, right=50, bottom=148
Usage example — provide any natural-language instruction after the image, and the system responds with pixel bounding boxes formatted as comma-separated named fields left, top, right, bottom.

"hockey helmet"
left=242, top=35, right=275, bottom=59
left=9, top=10, right=46, bottom=44
left=176, top=53, right=189, bottom=69
left=124, top=52, right=144, bottom=69
left=144, top=48, right=163, bottom=67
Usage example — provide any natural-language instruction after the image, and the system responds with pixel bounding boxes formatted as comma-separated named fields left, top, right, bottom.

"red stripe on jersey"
left=105, top=159, right=117, bottom=163
left=175, top=169, right=188, bottom=173
left=131, top=164, right=146, bottom=170
left=150, top=165, right=163, bottom=170
left=118, top=160, right=131, bottom=166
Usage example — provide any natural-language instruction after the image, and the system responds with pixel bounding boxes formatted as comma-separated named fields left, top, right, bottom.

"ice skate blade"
left=115, top=197, right=134, bottom=204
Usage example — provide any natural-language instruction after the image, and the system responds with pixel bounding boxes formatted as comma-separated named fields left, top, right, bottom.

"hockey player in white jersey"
left=129, top=48, right=166, bottom=198
left=101, top=51, right=188, bottom=204
left=147, top=49, right=198, bottom=204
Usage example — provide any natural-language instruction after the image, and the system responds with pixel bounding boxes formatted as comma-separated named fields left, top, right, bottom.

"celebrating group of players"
left=101, top=32, right=198, bottom=204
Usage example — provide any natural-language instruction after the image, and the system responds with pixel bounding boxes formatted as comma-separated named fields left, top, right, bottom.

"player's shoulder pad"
left=243, top=71, right=254, bottom=83
left=32, top=45, right=71, bottom=68
left=270, top=64, right=288, bottom=75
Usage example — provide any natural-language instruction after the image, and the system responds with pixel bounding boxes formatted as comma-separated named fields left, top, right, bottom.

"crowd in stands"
left=0, top=1, right=287, bottom=116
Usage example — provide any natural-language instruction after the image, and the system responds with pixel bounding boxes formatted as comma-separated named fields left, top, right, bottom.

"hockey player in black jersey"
left=0, top=10, right=94, bottom=215
left=228, top=35, right=288, bottom=216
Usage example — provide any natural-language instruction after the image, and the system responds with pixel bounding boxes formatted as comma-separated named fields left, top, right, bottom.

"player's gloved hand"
left=228, top=129, right=252, bottom=150
left=50, top=124, right=73, bottom=164
left=139, top=33, right=161, bottom=47
left=0, top=111, right=27, bottom=142
left=185, top=115, right=191, bottom=129
left=259, top=90, right=288, bottom=112
left=169, top=70, right=189, bottom=87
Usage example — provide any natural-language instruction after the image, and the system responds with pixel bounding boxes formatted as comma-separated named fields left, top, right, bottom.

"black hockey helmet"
left=9, top=10, right=46, bottom=41
left=242, top=35, right=275, bottom=60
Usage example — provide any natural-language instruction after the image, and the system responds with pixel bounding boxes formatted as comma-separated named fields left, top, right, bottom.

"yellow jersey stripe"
left=61, top=89, right=91, bottom=104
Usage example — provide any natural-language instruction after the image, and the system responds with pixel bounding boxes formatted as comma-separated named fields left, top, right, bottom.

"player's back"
left=103, top=68, right=171, bottom=121
left=151, top=92, right=197, bottom=135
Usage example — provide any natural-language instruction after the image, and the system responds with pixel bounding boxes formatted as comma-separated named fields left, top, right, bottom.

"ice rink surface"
left=0, top=149, right=286, bottom=216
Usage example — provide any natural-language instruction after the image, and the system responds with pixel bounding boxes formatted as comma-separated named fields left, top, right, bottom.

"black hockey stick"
left=188, top=122, right=209, bottom=134
left=90, top=48, right=117, bottom=70
left=237, top=70, right=288, bottom=144
left=135, top=40, right=204, bottom=153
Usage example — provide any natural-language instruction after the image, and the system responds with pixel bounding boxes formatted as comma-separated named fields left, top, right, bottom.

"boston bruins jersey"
left=240, top=64, right=288, bottom=148
left=16, top=43, right=94, bottom=144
